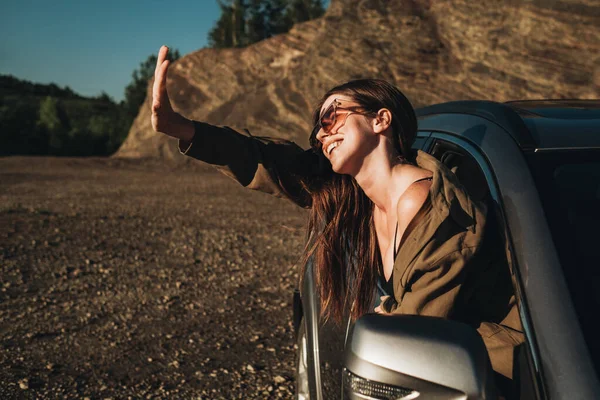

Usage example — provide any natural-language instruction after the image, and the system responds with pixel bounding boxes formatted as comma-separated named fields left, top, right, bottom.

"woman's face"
left=315, top=95, right=378, bottom=175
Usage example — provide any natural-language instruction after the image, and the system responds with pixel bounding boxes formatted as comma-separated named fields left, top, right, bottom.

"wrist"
left=174, top=114, right=195, bottom=142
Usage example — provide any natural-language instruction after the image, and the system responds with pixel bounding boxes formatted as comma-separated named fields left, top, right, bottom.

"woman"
left=151, top=46, right=523, bottom=386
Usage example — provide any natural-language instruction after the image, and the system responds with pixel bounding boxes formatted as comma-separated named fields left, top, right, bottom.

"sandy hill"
left=116, top=0, right=600, bottom=161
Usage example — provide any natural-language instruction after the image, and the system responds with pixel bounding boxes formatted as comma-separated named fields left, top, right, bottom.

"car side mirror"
left=344, top=314, right=498, bottom=400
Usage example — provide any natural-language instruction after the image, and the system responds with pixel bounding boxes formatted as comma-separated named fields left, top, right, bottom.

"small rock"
left=18, top=378, right=28, bottom=390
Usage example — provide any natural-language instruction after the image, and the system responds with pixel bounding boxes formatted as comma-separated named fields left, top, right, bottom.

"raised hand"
left=151, top=46, right=194, bottom=141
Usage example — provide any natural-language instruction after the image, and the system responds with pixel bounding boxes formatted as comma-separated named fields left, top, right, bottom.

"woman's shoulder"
left=395, top=174, right=433, bottom=228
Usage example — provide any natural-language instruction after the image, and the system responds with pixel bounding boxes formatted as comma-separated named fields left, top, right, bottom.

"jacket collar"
left=415, top=150, right=478, bottom=232
left=395, top=151, right=484, bottom=289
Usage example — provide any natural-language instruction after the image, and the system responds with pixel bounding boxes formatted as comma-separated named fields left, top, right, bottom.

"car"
left=292, top=99, right=600, bottom=400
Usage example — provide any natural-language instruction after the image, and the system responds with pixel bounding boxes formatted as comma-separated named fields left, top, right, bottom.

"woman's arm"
left=151, top=46, right=315, bottom=207
left=181, top=121, right=316, bottom=207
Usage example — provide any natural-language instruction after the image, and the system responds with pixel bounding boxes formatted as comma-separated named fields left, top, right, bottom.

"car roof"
left=506, top=100, right=600, bottom=151
left=416, top=100, right=600, bottom=151
left=505, top=100, right=600, bottom=120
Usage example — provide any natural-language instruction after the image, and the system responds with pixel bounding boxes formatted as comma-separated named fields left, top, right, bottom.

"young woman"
left=151, top=46, right=523, bottom=385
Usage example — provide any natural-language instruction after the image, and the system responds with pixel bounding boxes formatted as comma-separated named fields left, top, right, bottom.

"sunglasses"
left=309, top=99, right=368, bottom=149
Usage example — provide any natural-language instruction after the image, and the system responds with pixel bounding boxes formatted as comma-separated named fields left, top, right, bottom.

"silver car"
left=293, top=99, right=600, bottom=400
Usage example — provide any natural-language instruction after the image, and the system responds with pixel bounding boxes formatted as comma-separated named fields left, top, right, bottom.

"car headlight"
left=343, top=368, right=420, bottom=400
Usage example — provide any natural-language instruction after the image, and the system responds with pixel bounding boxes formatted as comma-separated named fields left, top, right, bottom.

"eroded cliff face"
left=116, top=0, right=599, bottom=160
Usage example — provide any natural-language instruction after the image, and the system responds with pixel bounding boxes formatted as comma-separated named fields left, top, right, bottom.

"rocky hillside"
left=116, top=0, right=600, bottom=160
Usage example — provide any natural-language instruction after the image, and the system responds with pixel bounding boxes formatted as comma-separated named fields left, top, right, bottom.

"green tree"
left=0, top=99, right=44, bottom=155
left=209, top=0, right=247, bottom=48
left=82, top=114, right=113, bottom=155
left=208, top=0, right=325, bottom=49
left=0, top=75, right=131, bottom=156
left=38, top=96, right=61, bottom=131
left=264, top=0, right=291, bottom=36
left=245, top=0, right=268, bottom=44
left=37, top=96, right=68, bottom=154
left=284, top=0, right=324, bottom=25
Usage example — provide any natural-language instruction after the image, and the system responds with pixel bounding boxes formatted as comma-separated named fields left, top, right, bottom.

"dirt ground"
left=0, top=156, right=308, bottom=399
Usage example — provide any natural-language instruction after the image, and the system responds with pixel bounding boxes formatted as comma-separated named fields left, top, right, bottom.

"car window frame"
left=418, top=111, right=600, bottom=399
left=427, top=132, right=546, bottom=399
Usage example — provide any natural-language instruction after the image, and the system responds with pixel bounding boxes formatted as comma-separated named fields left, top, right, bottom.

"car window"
left=527, top=150, right=600, bottom=378
left=412, top=134, right=429, bottom=152
left=429, top=139, right=489, bottom=202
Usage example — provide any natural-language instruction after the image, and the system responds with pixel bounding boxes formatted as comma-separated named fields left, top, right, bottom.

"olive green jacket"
left=180, top=121, right=524, bottom=380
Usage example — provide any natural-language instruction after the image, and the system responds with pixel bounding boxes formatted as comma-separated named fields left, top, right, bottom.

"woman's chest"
left=374, top=218, right=402, bottom=281
left=381, top=243, right=396, bottom=281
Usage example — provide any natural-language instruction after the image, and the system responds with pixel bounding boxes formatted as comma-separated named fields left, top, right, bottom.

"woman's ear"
left=372, top=108, right=392, bottom=134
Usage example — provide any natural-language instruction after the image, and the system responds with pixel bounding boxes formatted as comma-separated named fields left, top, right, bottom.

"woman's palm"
left=151, top=45, right=175, bottom=134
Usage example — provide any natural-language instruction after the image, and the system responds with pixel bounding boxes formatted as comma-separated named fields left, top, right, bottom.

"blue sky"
left=1, top=0, right=223, bottom=102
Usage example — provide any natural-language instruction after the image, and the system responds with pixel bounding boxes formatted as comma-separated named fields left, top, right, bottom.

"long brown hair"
left=302, top=79, right=418, bottom=323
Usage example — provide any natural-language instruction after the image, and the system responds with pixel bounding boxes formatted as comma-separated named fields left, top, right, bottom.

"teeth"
left=327, top=141, right=340, bottom=155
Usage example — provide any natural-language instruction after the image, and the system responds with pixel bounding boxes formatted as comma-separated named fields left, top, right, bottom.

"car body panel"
left=422, top=111, right=600, bottom=398
left=301, top=260, right=322, bottom=399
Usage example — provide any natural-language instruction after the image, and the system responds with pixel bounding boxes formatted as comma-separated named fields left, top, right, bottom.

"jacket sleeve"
left=179, top=121, right=318, bottom=208
left=384, top=246, right=525, bottom=380
left=477, top=321, right=524, bottom=379
left=384, top=246, right=474, bottom=316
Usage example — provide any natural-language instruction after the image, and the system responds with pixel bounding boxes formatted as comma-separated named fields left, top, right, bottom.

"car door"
left=423, top=132, right=546, bottom=399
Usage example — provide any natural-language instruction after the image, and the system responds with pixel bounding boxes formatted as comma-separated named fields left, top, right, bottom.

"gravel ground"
left=0, top=156, right=308, bottom=399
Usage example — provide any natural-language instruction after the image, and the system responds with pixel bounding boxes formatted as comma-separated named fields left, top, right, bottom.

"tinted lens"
left=320, top=103, right=337, bottom=133
left=309, top=101, right=336, bottom=149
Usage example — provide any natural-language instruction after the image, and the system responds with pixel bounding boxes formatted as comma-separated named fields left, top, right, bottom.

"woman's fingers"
left=374, top=305, right=387, bottom=314
left=151, top=59, right=171, bottom=133
left=155, top=45, right=168, bottom=78
left=152, top=45, right=174, bottom=134
left=152, top=59, right=170, bottom=111
left=153, top=45, right=172, bottom=109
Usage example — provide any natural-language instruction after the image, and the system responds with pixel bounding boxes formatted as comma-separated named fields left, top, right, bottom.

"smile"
left=326, top=140, right=342, bottom=155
